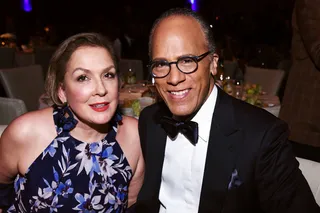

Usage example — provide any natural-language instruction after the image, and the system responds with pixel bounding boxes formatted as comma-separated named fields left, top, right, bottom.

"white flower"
left=75, top=142, right=102, bottom=175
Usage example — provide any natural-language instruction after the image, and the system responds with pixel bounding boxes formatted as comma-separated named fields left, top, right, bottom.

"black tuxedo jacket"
left=135, top=88, right=319, bottom=213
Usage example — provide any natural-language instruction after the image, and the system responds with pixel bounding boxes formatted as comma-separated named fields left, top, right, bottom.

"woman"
left=0, top=33, right=144, bottom=212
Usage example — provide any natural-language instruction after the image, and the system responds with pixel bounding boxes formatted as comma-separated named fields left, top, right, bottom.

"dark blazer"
left=136, top=88, right=319, bottom=213
left=279, top=0, right=320, bottom=147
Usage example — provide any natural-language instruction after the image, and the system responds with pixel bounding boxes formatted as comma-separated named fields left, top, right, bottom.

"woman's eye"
left=77, top=75, right=88, bottom=82
left=104, top=72, right=116, bottom=78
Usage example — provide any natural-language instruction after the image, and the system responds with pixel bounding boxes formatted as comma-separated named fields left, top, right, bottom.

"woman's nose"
left=95, top=79, right=107, bottom=96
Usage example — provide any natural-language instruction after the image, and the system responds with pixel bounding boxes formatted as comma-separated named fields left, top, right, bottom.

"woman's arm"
left=0, top=117, right=27, bottom=210
left=127, top=146, right=145, bottom=207
left=120, top=117, right=145, bottom=208
left=0, top=123, right=22, bottom=183
left=0, top=109, right=55, bottom=210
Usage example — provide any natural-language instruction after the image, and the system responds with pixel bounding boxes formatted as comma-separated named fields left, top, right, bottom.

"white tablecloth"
left=263, top=105, right=281, bottom=117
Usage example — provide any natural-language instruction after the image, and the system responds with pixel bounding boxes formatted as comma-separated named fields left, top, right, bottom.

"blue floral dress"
left=7, top=105, right=132, bottom=213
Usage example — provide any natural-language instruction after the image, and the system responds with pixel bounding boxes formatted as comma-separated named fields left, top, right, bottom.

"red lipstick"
left=89, top=102, right=109, bottom=112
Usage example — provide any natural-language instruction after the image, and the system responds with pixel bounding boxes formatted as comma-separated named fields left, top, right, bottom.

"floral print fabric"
left=8, top=105, right=132, bottom=213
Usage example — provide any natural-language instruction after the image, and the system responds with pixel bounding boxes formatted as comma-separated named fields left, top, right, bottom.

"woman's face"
left=58, top=46, right=119, bottom=126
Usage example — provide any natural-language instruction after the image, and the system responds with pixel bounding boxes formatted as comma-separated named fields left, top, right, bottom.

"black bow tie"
left=159, top=116, right=199, bottom=145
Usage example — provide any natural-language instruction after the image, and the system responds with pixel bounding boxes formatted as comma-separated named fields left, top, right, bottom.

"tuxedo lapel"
left=138, top=102, right=170, bottom=211
left=199, top=88, right=244, bottom=213
left=148, top=119, right=167, bottom=197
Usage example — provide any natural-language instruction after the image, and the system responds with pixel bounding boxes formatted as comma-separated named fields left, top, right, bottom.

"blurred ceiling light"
left=22, top=0, right=32, bottom=12
left=44, top=27, right=50, bottom=32
left=209, top=25, right=213, bottom=28
left=189, top=0, right=197, bottom=11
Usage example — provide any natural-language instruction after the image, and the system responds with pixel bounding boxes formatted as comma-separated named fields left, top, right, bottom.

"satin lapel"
left=138, top=103, right=170, bottom=212
left=199, top=88, right=244, bottom=213
left=147, top=103, right=171, bottom=198
left=148, top=124, right=167, bottom=197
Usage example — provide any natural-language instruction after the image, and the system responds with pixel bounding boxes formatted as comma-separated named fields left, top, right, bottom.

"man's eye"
left=77, top=75, right=88, bottom=82
left=153, top=61, right=167, bottom=69
left=180, top=57, right=194, bottom=64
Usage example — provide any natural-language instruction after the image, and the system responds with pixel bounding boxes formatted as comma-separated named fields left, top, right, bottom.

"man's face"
left=151, top=16, right=218, bottom=119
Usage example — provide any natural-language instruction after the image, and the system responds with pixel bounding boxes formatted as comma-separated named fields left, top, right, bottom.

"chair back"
left=0, top=125, right=8, bottom=137
left=34, top=47, right=56, bottom=78
left=14, top=52, right=35, bottom=67
left=0, top=97, right=27, bottom=125
left=244, top=66, right=285, bottom=95
left=223, top=60, right=238, bottom=79
left=296, top=157, right=320, bottom=205
left=0, top=47, right=15, bottom=68
left=119, top=59, right=144, bottom=81
left=0, top=64, right=45, bottom=111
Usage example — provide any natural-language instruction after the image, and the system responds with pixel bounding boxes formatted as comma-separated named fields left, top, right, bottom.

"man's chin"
left=168, top=106, right=193, bottom=118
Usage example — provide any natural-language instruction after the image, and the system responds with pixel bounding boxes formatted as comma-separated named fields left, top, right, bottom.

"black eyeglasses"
left=149, top=51, right=212, bottom=78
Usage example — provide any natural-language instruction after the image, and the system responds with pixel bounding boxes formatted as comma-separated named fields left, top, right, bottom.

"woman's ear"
left=57, top=83, right=67, bottom=103
left=210, top=53, right=219, bottom=76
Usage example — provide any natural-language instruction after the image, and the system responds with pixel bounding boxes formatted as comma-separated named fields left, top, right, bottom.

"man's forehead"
left=157, top=15, right=198, bottom=29
left=152, top=19, right=206, bottom=55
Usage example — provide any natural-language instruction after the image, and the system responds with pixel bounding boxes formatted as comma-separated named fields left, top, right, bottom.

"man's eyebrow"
left=152, top=54, right=196, bottom=61
left=151, top=57, right=168, bottom=61
left=177, top=53, right=198, bottom=59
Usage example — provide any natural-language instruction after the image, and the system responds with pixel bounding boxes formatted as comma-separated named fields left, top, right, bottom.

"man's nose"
left=166, top=63, right=186, bottom=85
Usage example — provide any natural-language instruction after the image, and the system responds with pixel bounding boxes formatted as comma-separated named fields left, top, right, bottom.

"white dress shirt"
left=159, top=86, right=218, bottom=213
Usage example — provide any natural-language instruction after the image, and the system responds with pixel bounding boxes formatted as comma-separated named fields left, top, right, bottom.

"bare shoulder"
left=0, top=107, right=56, bottom=181
left=118, top=116, right=139, bottom=144
left=1, top=107, right=55, bottom=145
left=119, top=116, right=139, bottom=138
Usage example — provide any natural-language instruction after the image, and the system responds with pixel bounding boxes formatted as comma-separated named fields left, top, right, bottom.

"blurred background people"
left=279, top=0, right=320, bottom=148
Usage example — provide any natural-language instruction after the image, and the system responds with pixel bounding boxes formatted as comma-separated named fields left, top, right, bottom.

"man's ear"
left=210, top=53, right=219, bottom=76
left=57, top=83, right=67, bottom=103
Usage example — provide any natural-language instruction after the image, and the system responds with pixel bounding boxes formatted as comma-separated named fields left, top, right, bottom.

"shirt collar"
left=192, top=85, right=217, bottom=142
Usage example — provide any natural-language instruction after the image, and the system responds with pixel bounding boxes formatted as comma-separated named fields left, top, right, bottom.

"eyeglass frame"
left=148, top=51, right=213, bottom=78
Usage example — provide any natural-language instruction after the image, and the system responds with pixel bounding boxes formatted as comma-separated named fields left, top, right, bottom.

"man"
left=279, top=0, right=320, bottom=148
left=136, top=8, right=319, bottom=213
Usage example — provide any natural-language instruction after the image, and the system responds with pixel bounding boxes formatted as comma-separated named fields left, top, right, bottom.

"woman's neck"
left=70, top=115, right=111, bottom=143
left=70, top=126, right=109, bottom=143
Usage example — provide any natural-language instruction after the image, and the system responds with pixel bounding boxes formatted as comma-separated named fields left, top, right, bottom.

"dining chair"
left=296, top=157, right=320, bottom=205
left=0, top=47, right=15, bottom=68
left=119, top=59, right=144, bottom=81
left=0, top=125, right=7, bottom=137
left=14, top=52, right=35, bottom=67
left=223, top=60, right=238, bottom=79
left=244, top=66, right=285, bottom=96
left=0, top=64, right=45, bottom=111
left=0, top=97, right=27, bottom=125
left=223, top=60, right=244, bottom=80
left=34, top=47, right=56, bottom=78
